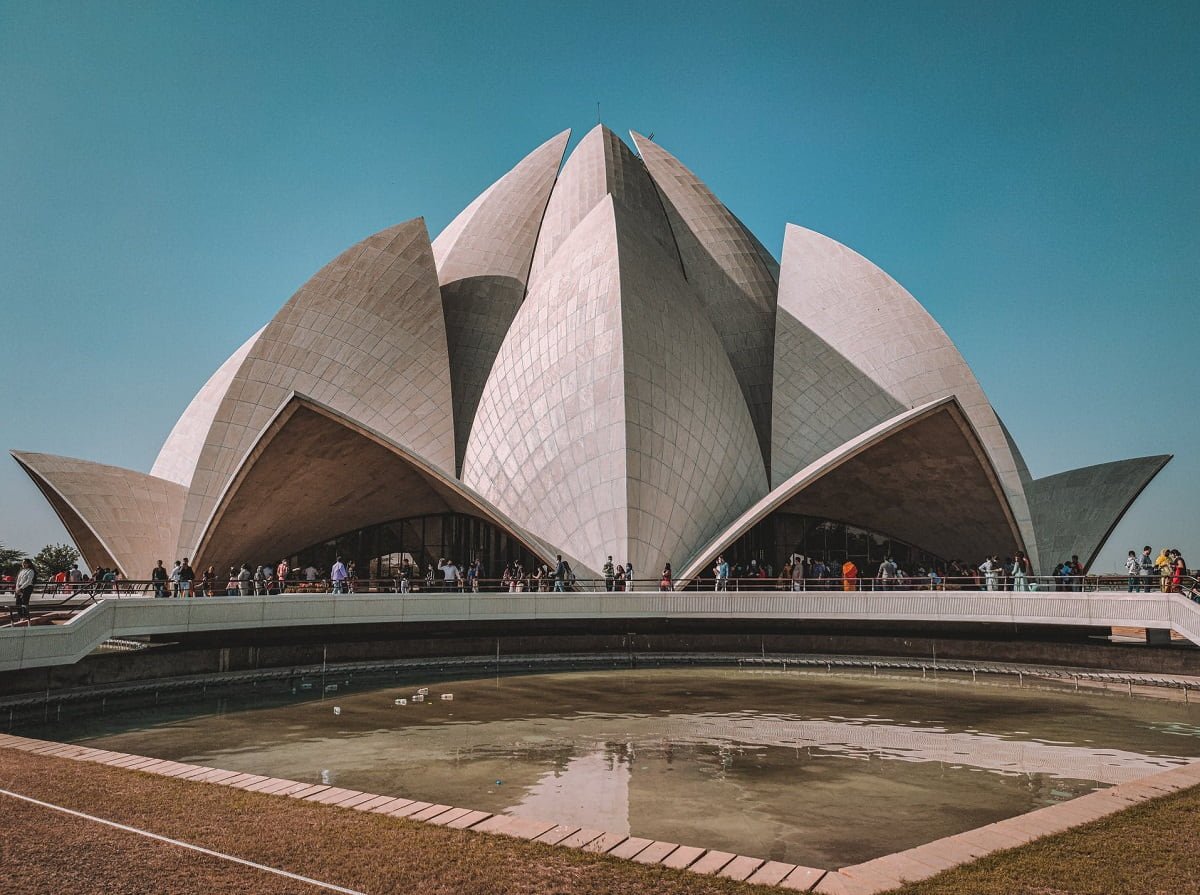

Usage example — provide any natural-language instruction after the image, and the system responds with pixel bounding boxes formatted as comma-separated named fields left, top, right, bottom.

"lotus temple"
left=9, top=125, right=1172, bottom=582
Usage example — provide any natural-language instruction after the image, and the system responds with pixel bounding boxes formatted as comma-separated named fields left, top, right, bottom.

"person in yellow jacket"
left=1155, top=548, right=1172, bottom=592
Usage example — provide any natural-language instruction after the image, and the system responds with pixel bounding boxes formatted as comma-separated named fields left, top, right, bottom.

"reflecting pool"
left=30, top=668, right=1200, bottom=866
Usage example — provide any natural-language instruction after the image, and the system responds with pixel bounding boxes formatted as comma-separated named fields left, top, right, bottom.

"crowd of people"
left=1123, top=546, right=1190, bottom=593
left=3, top=546, right=1194, bottom=608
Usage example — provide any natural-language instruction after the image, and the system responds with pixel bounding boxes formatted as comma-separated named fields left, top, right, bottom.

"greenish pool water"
left=28, top=667, right=1200, bottom=866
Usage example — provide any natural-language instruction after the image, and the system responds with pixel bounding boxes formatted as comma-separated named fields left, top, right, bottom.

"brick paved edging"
left=2, top=733, right=1198, bottom=894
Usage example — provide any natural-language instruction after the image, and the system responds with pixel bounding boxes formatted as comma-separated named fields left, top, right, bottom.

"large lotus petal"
left=463, top=190, right=766, bottom=577
left=527, top=125, right=680, bottom=287
left=151, top=326, right=264, bottom=488
left=775, top=223, right=1039, bottom=569
left=432, top=129, right=571, bottom=473
left=631, top=131, right=779, bottom=471
left=192, top=394, right=580, bottom=576
left=11, top=451, right=186, bottom=577
left=679, top=397, right=1022, bottom=580
left=1026, top=455, right=1172, bottom=572
left=176, top=218, right=454, bottom=558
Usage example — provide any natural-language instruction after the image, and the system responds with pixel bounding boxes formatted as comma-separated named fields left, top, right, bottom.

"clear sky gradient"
left=1, top=1, right=1195, bottom=571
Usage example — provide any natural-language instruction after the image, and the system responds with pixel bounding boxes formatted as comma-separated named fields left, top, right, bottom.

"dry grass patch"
left=0, top=747, right=771, bottom=895
left=882, top=783, right=1200, bottom=895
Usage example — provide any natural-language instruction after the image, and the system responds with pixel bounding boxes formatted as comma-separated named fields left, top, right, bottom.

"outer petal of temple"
left=1026, top=455, right=1173, bottom=572
left=678, top=397, right=1022, bottom=582
left=630, top=131, right=779, bottom=472
left=432, top=129, right=571, bottom=473
left=150, top=326, right=264, bottom=488
left=11, top=451, right=187, bottom=578
left=176, top=217, right=456, bottom=558
left=774, top=224, right=1039, bottom=570
left=191, top=394, right=584, bottom=577
left=463, top=193, right=766, bottom=579
left=527, top=125, right=680, bottom=287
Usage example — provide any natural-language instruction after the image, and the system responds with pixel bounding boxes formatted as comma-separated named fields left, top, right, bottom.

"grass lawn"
left=883, top=782, right=1200, bottom=895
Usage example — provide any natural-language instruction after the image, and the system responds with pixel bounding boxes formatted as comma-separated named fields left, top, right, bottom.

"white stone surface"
left=463, top=193, right=765, bottom=577
left=177, top=218, right=455, bottom=558
left=150, top=327, right=264, bottom=488
left=775, top=224, right=1040, bottom=570
left=433, top=130, right=570, bottom=472
left=4, top=587, right=1198, bottom=673
left=1028, top=455, right=1172, bottom=573
left=631, top=131, right=780, bottom=472
left=11, top=451, right=187, bottom=578
left=678, top=398, right=1020, bottom=581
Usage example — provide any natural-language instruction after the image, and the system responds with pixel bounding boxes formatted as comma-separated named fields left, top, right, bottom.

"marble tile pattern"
left=150, top=326, right=264, bottom=488
left=432, top=130, right=571, bottom=472
left=631, top=131, right=780, bottom=474
left=678, top=398, right=1020, bottom=581
left=1027, top=455, right=1172, bottom=573
left=176, top=219, right=455, bottom=558
left=527, top=125, right=679, bottom=288
left=10, top=125, right=1172, bottom=578
left=463, top=193, right=765, bottom=577
left=777, top=224, right=1040, bottom=571
left=195, top=397, right=571, bottom=575
left=771, top=307, right=906, bottom=489
left=11, top=451, right=187, bottom=578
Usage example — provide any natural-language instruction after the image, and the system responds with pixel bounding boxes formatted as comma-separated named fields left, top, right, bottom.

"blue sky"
left=1, top=0, right=1195, bottom=571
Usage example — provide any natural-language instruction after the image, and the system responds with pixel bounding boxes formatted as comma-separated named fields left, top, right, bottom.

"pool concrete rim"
left=2, top=695, right=1200, bottom=892
left=2, top=730, right=1198, bottom=894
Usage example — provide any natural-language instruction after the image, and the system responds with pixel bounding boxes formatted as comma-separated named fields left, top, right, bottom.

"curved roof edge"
left=151, top=325, right=265, bottom=487
left=177, top=217, right=456, bottom=559
left=777, top=223, right=1038, bottom=568
left=1027, top=454, right=1173, bottom=573
left=11, top=450, right=186, bottom=577
left=192, top=392, right=595, bottom=578
left=676, top=396, right=1021, bottom=583
left=630, top=130, right=779, bottom=472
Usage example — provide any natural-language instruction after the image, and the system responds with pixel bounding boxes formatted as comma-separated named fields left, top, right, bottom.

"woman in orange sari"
left=842, top=559, right=858, bottom=592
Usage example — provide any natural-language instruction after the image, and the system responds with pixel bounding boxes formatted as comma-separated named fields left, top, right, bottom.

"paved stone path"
left=2, top=732, right=1198, bottom=893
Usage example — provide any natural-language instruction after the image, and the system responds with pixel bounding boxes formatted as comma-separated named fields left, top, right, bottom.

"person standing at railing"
left=330, top=556, right=349, bottom=594
left=552, top=555, right=568, bottom=592
left=979, top=556, right=999, bottom=591
left=659, top=563, right=673, bottom=591
left=1138, top=546, right=1155, bottom=593
left=842, top=558, right=857, bottom=592
left=178, top=558, right=195, bottom=598
left=1069, top=555, right=1085, bottom=592
left=1156, top=548, right=1172, bottom=592
left=151, top=560, right=169, bottom=599
left=791, top=555, right=807, bottom=591
left=1012, top=551, right=1031, bottom=591
left=170, top=560, right=182, bottom=597
left=877, top=557, right=897, bottom=591
left=277, top=558, right=290, bottom=593
left=237, top=563, right=253, bottom=596
left=201, top=565, right=217, bottom=597
left=14, top=559, right=35, bottom=620
left=1172, top=550, right=1187, bottom=594
left=1125, top=550, right=1141, bottom=591
left=714, top=555, right=729, bottom=591
left=603, top=556, right=616, bottom=592
left=624, top=561, right=634, bottom=592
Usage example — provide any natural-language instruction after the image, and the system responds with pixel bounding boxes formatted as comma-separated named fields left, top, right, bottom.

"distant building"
left=10, top=126, right=1170, bottom=581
